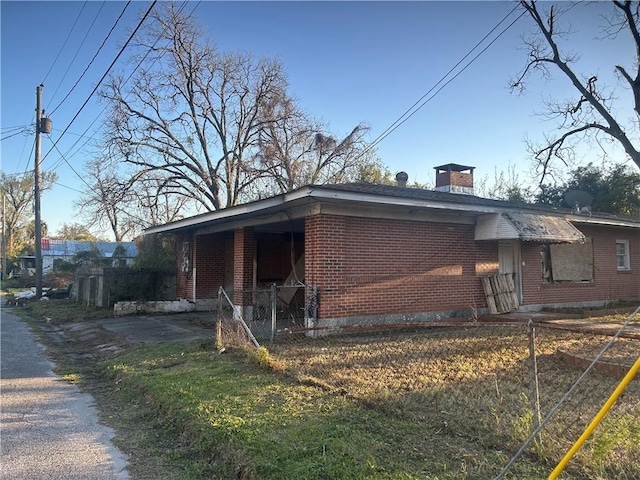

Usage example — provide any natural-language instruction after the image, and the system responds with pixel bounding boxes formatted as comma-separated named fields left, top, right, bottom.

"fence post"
left=270, top=283, right=277, bottom=342
left=527, top=320, right=542, bottom=442
left=216, top=286, right=223, bottom=351
left=305, top=285, right=317, bottom=328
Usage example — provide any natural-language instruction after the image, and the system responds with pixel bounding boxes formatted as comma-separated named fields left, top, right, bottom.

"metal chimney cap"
left=395, top=171, right=409, bottom=182
left=395, top=171, right=409, bottom=188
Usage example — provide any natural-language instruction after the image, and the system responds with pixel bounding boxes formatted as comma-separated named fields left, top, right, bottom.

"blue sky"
left=1, top=1, right=634, bottom=239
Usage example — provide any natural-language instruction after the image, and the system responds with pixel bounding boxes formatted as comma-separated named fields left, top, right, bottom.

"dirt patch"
left=39, top=321, right=129, bottom=365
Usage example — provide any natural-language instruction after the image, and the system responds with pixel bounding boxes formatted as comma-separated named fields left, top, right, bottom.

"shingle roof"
left=317, top=182, right=549, bottom=211
left=145, top=182, right=640, bottom=235
left=317, top=182, right=637, bottom=221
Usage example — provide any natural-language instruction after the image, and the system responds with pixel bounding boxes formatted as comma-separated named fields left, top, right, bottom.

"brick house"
left=146, top=164, right=640, bottom=328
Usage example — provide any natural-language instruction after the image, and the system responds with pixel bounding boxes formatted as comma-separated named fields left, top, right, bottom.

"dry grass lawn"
left=269, top=321, right=640, bottom=479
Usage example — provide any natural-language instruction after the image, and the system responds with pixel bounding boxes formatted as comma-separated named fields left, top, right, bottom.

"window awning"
left=475, top=213, right=585, bottom=243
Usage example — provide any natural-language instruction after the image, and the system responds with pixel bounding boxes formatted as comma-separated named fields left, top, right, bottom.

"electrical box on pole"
left=40, top=117, right=52, bottom=134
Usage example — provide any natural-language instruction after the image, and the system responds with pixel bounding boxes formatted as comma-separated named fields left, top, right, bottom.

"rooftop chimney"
left=395, top=171, right=409, bottom=188
left=434, top=164, right=474, bottom=195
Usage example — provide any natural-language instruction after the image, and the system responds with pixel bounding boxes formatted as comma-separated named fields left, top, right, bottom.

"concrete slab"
left=85, top=312, right=216, bottom=344
left=480, top=309, right=640, bottom=338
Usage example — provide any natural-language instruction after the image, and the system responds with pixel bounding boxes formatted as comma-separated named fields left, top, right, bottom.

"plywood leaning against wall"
left=481, top=273, right=519, bottom=314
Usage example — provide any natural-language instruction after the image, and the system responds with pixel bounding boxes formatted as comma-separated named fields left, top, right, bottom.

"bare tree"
left=100, top=3, right=291, bottom=212
left=253, top=92, right=384, bottom=196
left=76, top=156, right=138, bottom=242
left=77, top=154, right=191, bottom=241
left=131, top=173, right=191, bottom=227
left=512, top=1, right=640, bottom=183
left=100, top=4, right=383, bottom=212
left=1, top=171, right=56, bottom=256
left=257, top=104, right=377, bottom=194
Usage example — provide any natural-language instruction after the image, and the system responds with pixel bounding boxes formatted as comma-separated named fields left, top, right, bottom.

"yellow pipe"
left=548, top=355, right=640, bottom=480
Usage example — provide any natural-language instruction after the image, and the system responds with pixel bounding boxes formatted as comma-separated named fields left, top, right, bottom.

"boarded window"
left=549, top=240, right=593, bottom=282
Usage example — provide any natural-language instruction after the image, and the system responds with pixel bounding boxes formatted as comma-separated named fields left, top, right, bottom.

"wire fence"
left=216, top=284, right=317, bottom=345
left=215, top=288, right=640, bottom=479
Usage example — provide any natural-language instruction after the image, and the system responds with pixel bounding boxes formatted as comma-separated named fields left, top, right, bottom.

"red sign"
left=41, top=238, right=50, bottom=250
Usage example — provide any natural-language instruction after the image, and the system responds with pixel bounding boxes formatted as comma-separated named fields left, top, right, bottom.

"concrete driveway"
left=81, top=312, right=218, bottom=344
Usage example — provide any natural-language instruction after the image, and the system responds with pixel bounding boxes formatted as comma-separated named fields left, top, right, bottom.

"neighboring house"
left=41, top=240, right=138, bottom=271
left=146, top=164, right=640, bottom=328
left=15, top=240, right=138, bottom=277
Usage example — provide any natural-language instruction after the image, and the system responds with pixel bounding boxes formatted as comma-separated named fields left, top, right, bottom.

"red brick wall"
left=436, top=171, right=473, bottom=189
left=305, top=214, right=498, bottom=320
left=520, top=225, right=640, bottom=306
left=194, top=234, right=225, bottom=299
left=175, top=232, right=226, bottom=300
left=175, top=232, right=193, bottom=299
left=233, top=228, right=255, bottom=306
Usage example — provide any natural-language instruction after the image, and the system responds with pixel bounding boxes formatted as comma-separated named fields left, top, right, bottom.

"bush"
left=53, top=258, right=75, bottom=272
left=43, top=271, right=74, bottom=289
left=3, top=275, right=36, bottom=288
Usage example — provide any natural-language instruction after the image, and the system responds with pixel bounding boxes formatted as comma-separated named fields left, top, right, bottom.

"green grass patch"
left=10, top=300, right=639, bottom=479
left=19, top=298, right=112, bottom=323
left=100, top=344, right=459, bottom=479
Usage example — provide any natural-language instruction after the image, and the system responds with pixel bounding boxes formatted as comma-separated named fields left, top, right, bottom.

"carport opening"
left=255, top=220, right=305, bottom=287
left=252, top=220, right=307, bottom=329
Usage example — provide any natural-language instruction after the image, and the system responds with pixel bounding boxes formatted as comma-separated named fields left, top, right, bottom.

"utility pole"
left=34, top=85, right=43, bottom=298
left=1, top=193, right=5, bottom=282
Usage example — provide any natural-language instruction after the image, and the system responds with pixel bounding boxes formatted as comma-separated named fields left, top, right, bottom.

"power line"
left=49, top=1, right=131, bottom=116
left=47, top=112, right=106, bottom=173
left=41, top=0, right=158, bottom=165
left=367, top=8, right=528, bottom=155
left=52, top=181, right=84, bottom=193
left=44, top=0, right=193, bottom=175
left=42, top=2, right=88, bottom=84
left=48, top=2, right=107, bottom=109
left=354, top=4, right=525, bottom=164
left=45, top=147, right=155, bottom=230
left=18, top=128, right=36, bottom=176
left=0, top=130, right=29, bottom=142
left=0, top=125, right=28, bottom=132
left=50, top=143, right=93, bottom=191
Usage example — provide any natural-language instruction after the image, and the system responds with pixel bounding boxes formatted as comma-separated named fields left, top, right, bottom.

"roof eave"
left=144, top=185, right=640, bottom=235
left=144, top=186, right=316, bottom=235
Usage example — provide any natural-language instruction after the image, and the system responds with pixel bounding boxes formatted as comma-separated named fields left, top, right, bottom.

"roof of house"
left=145, top=182, right=640, bottom=237
left=40, top=240, right=138, bottom=258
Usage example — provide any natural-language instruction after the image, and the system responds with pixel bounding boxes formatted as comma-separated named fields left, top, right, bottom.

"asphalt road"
left=1, top=308, right=129, bottom=479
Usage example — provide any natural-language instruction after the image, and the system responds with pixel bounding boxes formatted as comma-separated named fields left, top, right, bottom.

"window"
left=541, top=240, right=594, bottom=283
left=616, top=240, right=630, bottom=270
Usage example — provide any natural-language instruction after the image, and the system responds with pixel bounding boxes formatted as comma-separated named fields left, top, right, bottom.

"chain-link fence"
left=215, top=290, right=639, bottom=479
left=215, top=284, right=317, bottom=346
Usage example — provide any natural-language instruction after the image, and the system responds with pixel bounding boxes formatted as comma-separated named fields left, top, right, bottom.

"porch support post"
left=233, top=227, right=255, bottom=321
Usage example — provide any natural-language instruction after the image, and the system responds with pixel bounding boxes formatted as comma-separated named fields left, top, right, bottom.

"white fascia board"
left=145, top=184, right=640, bottom=236
left=317, top=202, right=476, bottom=225
left=145, top=187, right=316, bottom=235
left=305, top=188, right=505, bottom=214
left=569, top=216, right=640, bottom=229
